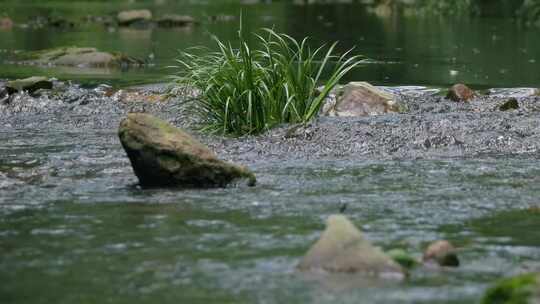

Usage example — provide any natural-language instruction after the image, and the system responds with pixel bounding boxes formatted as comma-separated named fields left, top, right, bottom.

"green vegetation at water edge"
left=172, top=25, right=362, bottom=136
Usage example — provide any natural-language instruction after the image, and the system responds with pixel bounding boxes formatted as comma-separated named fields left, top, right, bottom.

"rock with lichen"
left=118, top=113, right=256, bottom=188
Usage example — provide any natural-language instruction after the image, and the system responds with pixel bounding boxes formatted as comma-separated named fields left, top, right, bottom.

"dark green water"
left=1, top=1, right=540, bottom=87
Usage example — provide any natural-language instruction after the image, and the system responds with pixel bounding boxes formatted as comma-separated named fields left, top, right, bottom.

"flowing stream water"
left=1, top=1, right=540, bottom=303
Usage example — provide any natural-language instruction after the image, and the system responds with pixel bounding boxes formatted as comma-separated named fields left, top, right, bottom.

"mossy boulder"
left=297, top=215, right=404, bottom=277
left=6, top=76, right=52, bottom=94
left=118, top=113, right=256, bottom=188
left=16, top=47, right=143, bottom=67
left=481, top=273, right=540, bottom=304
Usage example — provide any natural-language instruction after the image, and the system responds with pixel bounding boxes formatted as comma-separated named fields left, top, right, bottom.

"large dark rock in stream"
left=297, top=215, right=404, bottom=277
left=15, top=47, right=143, bottom=67
left=118, top=113, right=256, bottom=188
left=322, top=82, right=404, bottom=117
left=481, top=273, right=540, bottom=304
left=6, top=76, right=52, bottom=94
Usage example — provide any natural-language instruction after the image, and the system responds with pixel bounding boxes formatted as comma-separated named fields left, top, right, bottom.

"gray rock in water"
left=323, top=82, right=403, bottom=117
left=117, top=9, right=153, bottom=26
left=6, top=76, right=52, bottom=94
left=118, top=113, right=256, bottom=188
left=16, top=47, right=143, bottom=67
left=297, top=215, right=404, bottom=277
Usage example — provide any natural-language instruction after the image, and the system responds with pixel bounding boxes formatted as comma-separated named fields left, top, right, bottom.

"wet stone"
left=323, top=82, right=404, bottom=117
left=422, top=240, right=460, bottom=267
left=118, top=113, right=256, bottom=188
left=446, top=83, right=476, bottom=102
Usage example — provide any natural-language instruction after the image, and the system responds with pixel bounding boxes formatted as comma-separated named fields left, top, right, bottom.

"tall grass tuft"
left=173, top=25, right=362, bottom=136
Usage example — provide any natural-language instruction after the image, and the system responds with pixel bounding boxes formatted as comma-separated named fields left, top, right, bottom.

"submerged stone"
left=422, top=240, right=460, bottom=267
left=6, top=76, right=52, bottom=94
left=156, top=15, right=197, bottom=27
left=118, top=113, right=256, bottom=188
left=324, top=82, right=403, bottom=117
left=446, top=83, right=476, bottom=102
left=499, top=98, right=520, bottom=111
left=15, top=47, right=143, bottom=67
left=297, top=215, right=404, bottom=277
left=117, top=9, right=153, bottom=26
left=481, top=273, right=540, bottom=304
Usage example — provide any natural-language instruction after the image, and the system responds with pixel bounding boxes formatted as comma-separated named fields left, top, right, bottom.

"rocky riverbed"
left=2, top=80, right=539, bottom=165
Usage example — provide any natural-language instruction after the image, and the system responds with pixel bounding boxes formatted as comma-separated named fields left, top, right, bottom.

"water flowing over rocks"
left=118, top=113, right=256, bottom=188
left=297, top=215, right=404, bottom=277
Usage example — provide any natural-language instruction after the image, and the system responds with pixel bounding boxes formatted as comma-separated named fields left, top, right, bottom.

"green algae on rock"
left=118, top=113, right=256, bottom=188
left=481, top=273, right=540, bottom=304
left=6, top=76, right=52, bottom=94
left=387, top=249, right=418, bottom=271
left=298, top=215, right=404, bottom=277
left=14, top=47, right=143, bottom=68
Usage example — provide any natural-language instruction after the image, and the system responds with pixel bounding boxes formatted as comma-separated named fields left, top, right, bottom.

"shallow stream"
left=1, top=1, right=540, bottom=303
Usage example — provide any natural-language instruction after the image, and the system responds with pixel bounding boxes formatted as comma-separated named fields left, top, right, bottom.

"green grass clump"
left=173, top=25, right=362, bottom=136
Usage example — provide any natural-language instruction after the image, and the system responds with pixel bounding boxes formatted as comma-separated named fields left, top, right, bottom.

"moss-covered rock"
left=297, top=215, right=404, bottom=277
left=481, top=273, right=540, bottom=304
left=6, top=76, right=52, bottom=94
left=387, top=249, right=419, bottom=271
left=15, top=47, right=143, bottom=68
left=118, top=113, right=256, bottom=188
